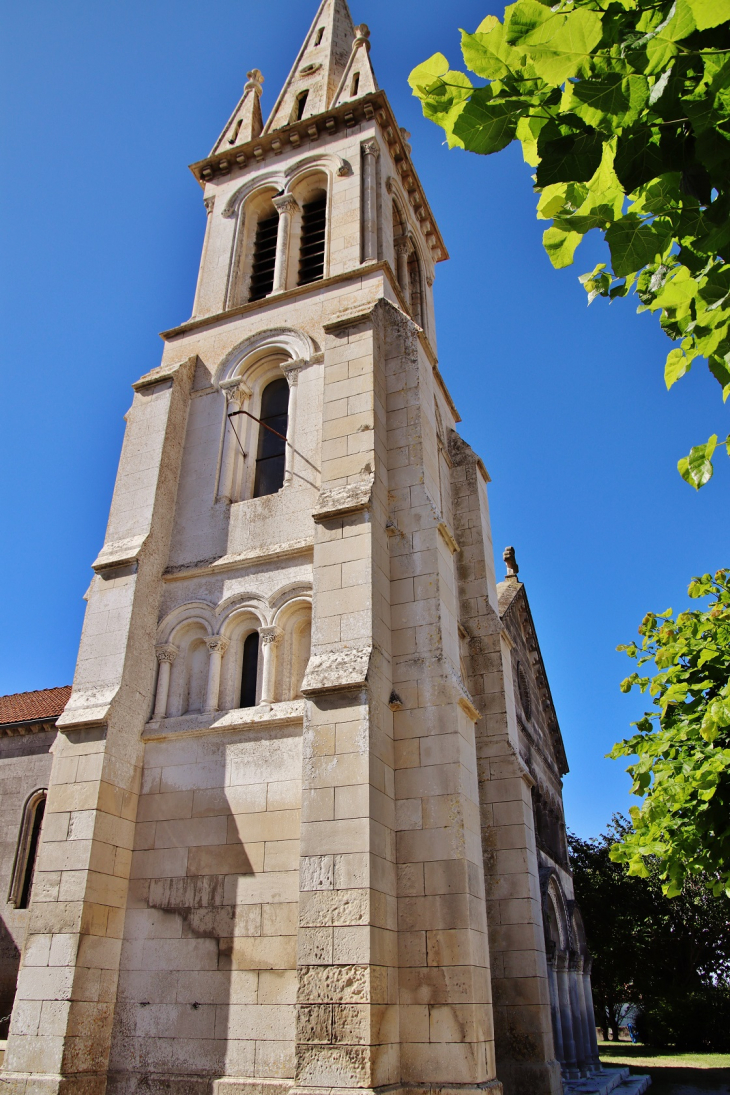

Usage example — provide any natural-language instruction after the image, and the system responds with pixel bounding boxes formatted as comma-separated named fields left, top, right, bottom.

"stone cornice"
left=188, top=90, right=448, bottom=266
left=0, top=718, right=58, bottom=738
left=162, top=537, right=315, bottom=583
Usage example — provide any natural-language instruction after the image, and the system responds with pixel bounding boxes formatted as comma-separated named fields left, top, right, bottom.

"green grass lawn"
left=598, top=1040, right=730, bottom=1070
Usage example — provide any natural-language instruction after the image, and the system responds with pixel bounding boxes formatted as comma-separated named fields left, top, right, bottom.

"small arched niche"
left=274, top=598, right=312, bottom=700
left=166, top=620, right=212, bottom=717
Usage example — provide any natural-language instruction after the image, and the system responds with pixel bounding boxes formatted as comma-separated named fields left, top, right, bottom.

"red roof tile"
left=0, top=686, right=72, bottom=726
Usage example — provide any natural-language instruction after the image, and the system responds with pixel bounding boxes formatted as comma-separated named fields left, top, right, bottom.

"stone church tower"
left=0, top=4, right=604, bottom=1095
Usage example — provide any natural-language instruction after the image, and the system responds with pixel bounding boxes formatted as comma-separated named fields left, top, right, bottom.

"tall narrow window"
left=249, top=210, right=279, bottom=302
left=254, top=377, right=289, bottom=497
left=314, top=27, right=324, bottom=45
left=351, top=72, right=360, bottom=97
left=294, top=90, right=309, bottom=122
left=298, top=190, right=327, bottom=286
left=9, top=791, right=46, bottom=910
left=241, top=631, right=260, bottom=708
left=408, top=250, right=424, bottom=328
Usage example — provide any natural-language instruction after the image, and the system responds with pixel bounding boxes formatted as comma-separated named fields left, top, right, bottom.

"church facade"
left=0, top=4, right=604, bottom=1094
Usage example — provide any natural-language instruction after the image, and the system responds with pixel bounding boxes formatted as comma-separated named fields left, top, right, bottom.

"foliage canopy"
left=570, top=820, right=730, bottom=1049
left=409, top=0, right=730, bottom=485
left=611, top=570, right=730, bottom=896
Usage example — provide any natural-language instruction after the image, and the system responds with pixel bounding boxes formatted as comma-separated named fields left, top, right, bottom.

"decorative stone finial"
left=400, top=128, right=412, bottom=155
left=245, top=70, right=264, bottom=96
left=503, top=546, right=519, bottom=580
left=354, top=24, right=371, bottom=49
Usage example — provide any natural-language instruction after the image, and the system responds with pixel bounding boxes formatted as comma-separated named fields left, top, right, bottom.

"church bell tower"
left=1, top=4, right=583, bottom=1095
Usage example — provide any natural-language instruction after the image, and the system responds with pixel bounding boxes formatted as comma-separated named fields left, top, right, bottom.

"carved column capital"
left=221, top=376, right=252, bottom=405
left=259, top=626, right=283, bottom=646
left=362, top=139, right=380, bottom=159
left=569, top=952, right=583, bottom=974
left=272, top=193, right=300, bottom=217
left=205, top=636, right=229, bottom=656
left=394, top=236, right=412, bottom=257
left=281, top=359, right=306, bottom=388
left=156, top=645, right=178, bottom=665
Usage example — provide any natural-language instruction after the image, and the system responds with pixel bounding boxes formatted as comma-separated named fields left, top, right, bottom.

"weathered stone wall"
left=108, top=728, right=302, bottom=1092
left=0, top=732, right=56, bottom=1036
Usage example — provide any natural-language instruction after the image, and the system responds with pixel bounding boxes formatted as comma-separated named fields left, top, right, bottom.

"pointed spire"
left=211, top=70, right=264, bottom=156
left=263, top=0, right=360, bottom=133
left=331, top=23, right=377, bottom=108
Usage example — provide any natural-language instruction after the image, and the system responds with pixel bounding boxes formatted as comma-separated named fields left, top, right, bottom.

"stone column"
left=557, top=953, right=579, bottom=1078
left=218, top=378, right=252, bottom=502
left=569, top=953, right=591, bottom=1075
left=546, top=945, right=564, bottom=1068
left=361, top=140, right=380, bottom=262
left=582, top=956, right=602, bottom=1070
left=281, top=359, right=305, bottom=487
left=259, top=626, right=282, bottom=706
left=204, top=636, right=228, bottom=713
left=394, top=238, right=411, bottom=307
left=191, top=195, right=215, bottom=317
left=153, top=645, right=177, bottom=719
left=272, top=193, right=300, bottom=294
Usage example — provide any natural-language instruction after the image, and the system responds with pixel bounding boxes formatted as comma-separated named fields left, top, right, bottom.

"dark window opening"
left=253, top=377, right=289, bottom=498
left=240, top=631, right=260, bottom=708
left=314, top=27, right=324, bottom=45
left=18, top=794, right=45, bottom=910
left=408, top=251, right=423, bottom=328
left=249, top=210, right=279, bottom=302
left=295, top=90, right=309, bottom=122
left=351, top=72, right=360, bottom=97
left=298, top=191, right=327, bottom=286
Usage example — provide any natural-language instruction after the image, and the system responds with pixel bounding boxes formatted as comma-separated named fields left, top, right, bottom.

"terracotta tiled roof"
left=0, top=686, right=72, bottom=727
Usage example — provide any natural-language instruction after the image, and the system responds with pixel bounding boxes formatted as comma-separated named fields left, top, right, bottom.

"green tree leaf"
left=686, top=0, right=730, bottom=31
left=606, top=215, right=670, bottom=276
left=536, top=128, right=605, bottom=186
left=452, top=89, right=524, bottom=154
left=520, top=8, right=604, bottom=86
left=564, top=74, right=649, bottom=130
left=543, top=225, right=583, bottom=267
left=678, top=434, right=718, bottom=488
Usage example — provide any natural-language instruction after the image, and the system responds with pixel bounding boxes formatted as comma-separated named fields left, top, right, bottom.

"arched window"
left=293, top=90, right=309, bottom=122
left=350, top=72, right=360, bottom=97
left=254, top=377, right=289, bottom=498
left=241, top=631, right=260, bottom=708
left=9, top=790, right=46, bottom=909
left=249, top=201, right=279, bottom=302
left=298, top=189, right=327, bottom=286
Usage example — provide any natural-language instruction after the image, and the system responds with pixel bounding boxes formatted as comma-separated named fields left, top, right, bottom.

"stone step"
left=564, top=1067, right=651, bottom=1095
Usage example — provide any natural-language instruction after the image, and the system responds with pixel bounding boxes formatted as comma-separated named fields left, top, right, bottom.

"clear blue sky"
left=1, top=0, right=727, bottom=839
